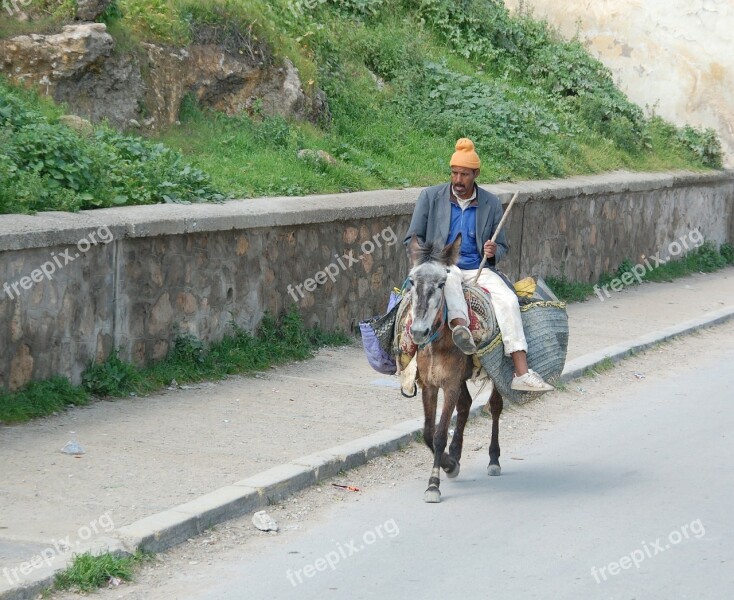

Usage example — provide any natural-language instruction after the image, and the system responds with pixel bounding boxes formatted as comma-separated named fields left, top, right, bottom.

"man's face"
left=450, top=167, right=479, bottom=198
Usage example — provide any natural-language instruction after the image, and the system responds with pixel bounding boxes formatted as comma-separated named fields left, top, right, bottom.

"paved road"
left=180, top=340, right=733, bottom=600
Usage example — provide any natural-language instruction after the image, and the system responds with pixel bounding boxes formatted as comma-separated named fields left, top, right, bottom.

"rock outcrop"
left=0, top=22, right=329, bottom=130
left=55, top=50, right=146, bottom=128
left=75, top=0, right=113, bottom=21
left=0, top=23, right=114, bottom=85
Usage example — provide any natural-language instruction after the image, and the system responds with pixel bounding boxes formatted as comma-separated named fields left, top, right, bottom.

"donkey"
left=406, top=234, right=503, bottom=503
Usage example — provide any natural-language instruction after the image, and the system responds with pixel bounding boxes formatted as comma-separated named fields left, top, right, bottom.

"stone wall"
left=509, top=171, right=734, bottom=282
left=1, top=170, right=732, bottom=390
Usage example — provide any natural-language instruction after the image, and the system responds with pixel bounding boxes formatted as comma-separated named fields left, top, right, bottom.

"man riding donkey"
left=404, top=138, right=553, bottom=393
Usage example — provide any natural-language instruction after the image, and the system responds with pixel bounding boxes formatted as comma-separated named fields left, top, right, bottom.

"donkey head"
left=406, top=234, right=461, bottom=346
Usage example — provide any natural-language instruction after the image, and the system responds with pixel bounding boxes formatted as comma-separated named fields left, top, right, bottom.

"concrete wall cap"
left=0, top=170, right=731, bottom=252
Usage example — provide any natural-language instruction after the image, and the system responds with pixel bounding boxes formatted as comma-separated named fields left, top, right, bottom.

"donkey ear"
left=441, top=234, right=462, bottom=266
left=407, top=234, right=422, bottom=266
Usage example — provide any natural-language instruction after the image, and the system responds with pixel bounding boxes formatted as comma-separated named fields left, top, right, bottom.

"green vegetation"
left=547, top=242, right=734, bottom=303
left=82, top=308, right=350, bottom=397
left=0, top=78, right=226, bottom=214
left=52, top=551, right=150, bottom=593
left=0, top=0, right=724, bottom=211
left=0, top=377, right=89, bottom=424
left=583, top=356, right=615, bottom=377
left=544, top=274, right=596, bottom=304
left=0, top=308, right=350, bottom=424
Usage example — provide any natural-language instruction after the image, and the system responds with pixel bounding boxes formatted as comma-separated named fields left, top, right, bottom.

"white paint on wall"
left=506, top=0, right=734, bottom=165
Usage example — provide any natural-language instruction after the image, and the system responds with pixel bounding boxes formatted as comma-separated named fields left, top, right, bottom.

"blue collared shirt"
left=446, top=196, right=483, bottom=270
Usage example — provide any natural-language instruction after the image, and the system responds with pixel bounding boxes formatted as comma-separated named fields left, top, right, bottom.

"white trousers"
left=445, top=266, right=528, bottom=356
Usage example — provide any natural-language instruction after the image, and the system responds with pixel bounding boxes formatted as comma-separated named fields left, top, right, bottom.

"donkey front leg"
left=445, top=382, right=472, bottom=479
left=421, top=384, right=439, bottom=454
left=425, top=388, right=459, bottom=503
left=487, top=388, right=503, bottom=476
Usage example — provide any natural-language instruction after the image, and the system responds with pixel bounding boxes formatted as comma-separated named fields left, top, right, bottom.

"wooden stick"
left=472, top=191, right=520, bottom=285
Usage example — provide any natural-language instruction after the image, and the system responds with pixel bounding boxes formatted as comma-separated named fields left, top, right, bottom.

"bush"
left=687, top=241, right=727, bottom=272
left=82, top=350, right=142, bottom=397
left=676, top=126, right=723, bottom=168
left=411, top=0, right=647, bottom=145
left=0, top=77, right=226, bottom=214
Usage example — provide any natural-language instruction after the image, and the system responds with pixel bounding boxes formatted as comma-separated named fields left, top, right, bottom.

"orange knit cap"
left=449, top=138, right=481, bottom=170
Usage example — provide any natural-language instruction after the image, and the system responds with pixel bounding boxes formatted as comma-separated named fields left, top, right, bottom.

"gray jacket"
left=403, top=183, right=509, bottom=266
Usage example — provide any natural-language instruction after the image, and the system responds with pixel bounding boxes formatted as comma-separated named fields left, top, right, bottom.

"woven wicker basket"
left=477, top=300, right=569, bottom=403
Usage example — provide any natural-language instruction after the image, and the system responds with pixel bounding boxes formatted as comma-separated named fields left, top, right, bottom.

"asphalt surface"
left=181, top=337, right=733, bottom=600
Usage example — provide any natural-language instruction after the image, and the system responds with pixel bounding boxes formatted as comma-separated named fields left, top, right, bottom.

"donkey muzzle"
left=410, top=323, right=431, bottom=344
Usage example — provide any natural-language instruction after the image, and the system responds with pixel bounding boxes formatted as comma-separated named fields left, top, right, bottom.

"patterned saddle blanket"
left=394, top=284, right=569, bottom=404
left=393, top=284, right=498, bottom=370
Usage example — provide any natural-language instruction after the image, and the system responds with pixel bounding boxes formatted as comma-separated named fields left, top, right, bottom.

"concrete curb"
left=560, top=306, right=734, bottom=382
left=114, top=393, right=492, bottom=556
left=2, top=306, right=732, bottom=599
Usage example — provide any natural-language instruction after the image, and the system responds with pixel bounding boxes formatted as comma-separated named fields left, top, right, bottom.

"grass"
left=157, top=97, right=447, bottom=198
left=547, top=242, right=734, bottom=303
left=52, top=551, right=150, bottom=593
left=159, top=97, right=715, bottom=200
left=0, top=308, right=351, bottom=424
left=544, top=274, right=596, bottom=304
left=583, top=357, right=615, bottom=377
left=0, top=377, right=89, bottom=425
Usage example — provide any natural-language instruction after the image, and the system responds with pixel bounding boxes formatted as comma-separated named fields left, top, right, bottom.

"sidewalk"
left=1, top=267, right=733, bottom=593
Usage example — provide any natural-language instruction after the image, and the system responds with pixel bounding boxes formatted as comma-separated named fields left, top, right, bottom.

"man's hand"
left=484, top=240, right=497, bottom=258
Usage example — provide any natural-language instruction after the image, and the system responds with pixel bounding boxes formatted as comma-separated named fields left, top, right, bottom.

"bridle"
left=414, top=285, right=449, bottom=350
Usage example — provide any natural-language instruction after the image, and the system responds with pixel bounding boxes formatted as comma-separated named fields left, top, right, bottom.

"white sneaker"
left=511, top=369, right=554, bottom=392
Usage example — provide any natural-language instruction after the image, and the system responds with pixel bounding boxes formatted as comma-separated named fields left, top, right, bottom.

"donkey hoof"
left=424, top=487, right=441, bottom=503
left=487, top=463, right=502, bottom=477
left=445, top=463, right=460, bottom=479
